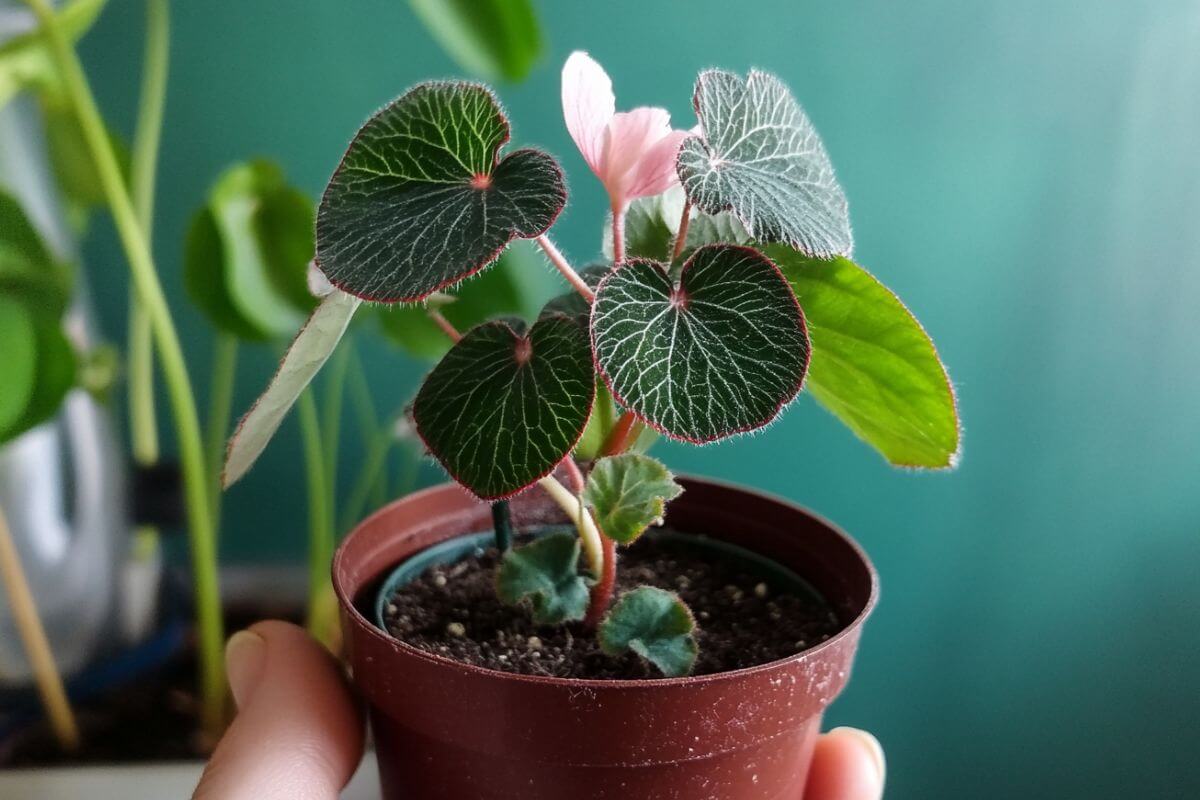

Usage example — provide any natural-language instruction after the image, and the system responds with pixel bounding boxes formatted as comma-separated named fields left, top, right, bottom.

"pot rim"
left=332, top=474, right=879, bottom=690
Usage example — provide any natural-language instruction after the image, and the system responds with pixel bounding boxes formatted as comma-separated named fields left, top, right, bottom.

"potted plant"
left=226, top=48, right=959, bottom=797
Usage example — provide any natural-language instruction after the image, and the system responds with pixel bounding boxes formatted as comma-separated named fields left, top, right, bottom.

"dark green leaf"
left=11, top=315, right=76, bottom=438
left=768, top=246, right=960, bottom=468
left=379, top=240, right=539, bottom=360
left=599, top=586, right=698, bottom=677
left=583, top=454, right=683, bottom=544
left=184, top=161, right=314, bottom=341
left=537, top=263, right=608, bottom=323
left=495, top=533, right=590, bottom=624
left=410, top=0, right=543, bottom=83
left=0, top=0, right=108, bottom=108
left=0, top=191, right=71, bottom=317
left=678, top=70, right=852, bottom=258
left=413, top=314, right=594, bottom=499
left=592, top=244, right=810, bottom=442
left=316, top=82, right=566, bottom=302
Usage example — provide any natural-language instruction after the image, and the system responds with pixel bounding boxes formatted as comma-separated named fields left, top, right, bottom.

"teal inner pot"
left=374, top=526, right=825, bottom=631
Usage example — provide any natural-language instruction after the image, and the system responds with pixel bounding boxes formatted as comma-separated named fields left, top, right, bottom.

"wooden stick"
left=0, top=504, right=80, bottom=750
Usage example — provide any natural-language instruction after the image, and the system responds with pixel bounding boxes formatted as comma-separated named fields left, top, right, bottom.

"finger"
left=804, top=727, right=886, bottom=800
left=193, top=621, right=365, bottom=800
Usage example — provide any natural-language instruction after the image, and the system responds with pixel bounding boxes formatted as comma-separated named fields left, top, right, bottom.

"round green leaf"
left=409, top=0, right=543, bottom=83
left=495, top=533, right=590, bottom=625
left=316, top=81, right=566, bottom=303
left=583, top=454, right=683, bottom=545
left=768, top=246, right=960, bottom=468
left=0, top=296, right=38, bottom=436
left=413, top=315, right=594, bottom=499
left=599, top=586, right=698, bottom=678
left=678, top=69, right=852, bottom=258
left=591, top=244, right=810, bottom=443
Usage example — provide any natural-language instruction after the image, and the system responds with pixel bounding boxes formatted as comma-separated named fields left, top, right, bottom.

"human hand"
left=193, top=621, right=884, bottom=799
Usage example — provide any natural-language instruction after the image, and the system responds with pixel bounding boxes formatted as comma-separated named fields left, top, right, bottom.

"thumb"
left=193, top=621, right=365, bottom=800
left=804, top=727, right=887, bottom=800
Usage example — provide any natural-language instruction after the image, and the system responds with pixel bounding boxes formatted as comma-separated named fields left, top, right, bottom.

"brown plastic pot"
left=333, top=476, right=878, bottom=800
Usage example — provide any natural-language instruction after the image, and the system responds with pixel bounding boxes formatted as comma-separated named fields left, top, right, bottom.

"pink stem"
left=562, top=456, right=585, bottom=494
left=672, top=200, right=691, bottom=262
left=601, top=411, right=637, bottom=457
left=427, top=309, right=462, bottom=342
left=536, top=235, right=595, bottom=303
left=612, top=202, right=626, bottom=265
left=583, top=534, right=617, bottom=629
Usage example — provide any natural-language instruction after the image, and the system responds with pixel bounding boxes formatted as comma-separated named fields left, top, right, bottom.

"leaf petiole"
left=671, top=199, right=691, bottom=262
left=535, top=235, right=595, bottom=302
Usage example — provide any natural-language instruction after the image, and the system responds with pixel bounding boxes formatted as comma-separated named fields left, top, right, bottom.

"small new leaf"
left=316, top=82, right=566, bottom=302
left=582, top=454, right=683, bottom=544
left=591, top=244, right=810, bottom=442
left=768, top=246, right=960, bottom=468
left=496, top=534, right=590, bottom=624
left=678, top=69, right=852, bottom=258
left=599, top=587, right=698, bottom=677
left=412, top=315, right=594, bottom=499
left=223, top=290, right=361, bottom=487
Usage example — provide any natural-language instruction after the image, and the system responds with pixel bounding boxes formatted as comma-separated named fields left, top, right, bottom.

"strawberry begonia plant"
left=226, top=51, right=959, bottom=677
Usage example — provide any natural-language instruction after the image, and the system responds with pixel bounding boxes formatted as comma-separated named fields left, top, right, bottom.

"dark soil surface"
left=384, top=532, right=842, bottom=680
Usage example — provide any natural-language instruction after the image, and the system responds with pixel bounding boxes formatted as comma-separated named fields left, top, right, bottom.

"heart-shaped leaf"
left=316, top=81, right=566, bottom=303
left=583, top=454, right=683, bottom=544
left=495, top=533, right=590, bottom=624
left=410, top=0, right=543, bottom=83
left=413, top=314, right=594, bottom=499
left=768, top=246, right=960, bottom=468
left=599, top=586, right=698, bottom=677
left=678, top=69, right=852, bottom=258
left=223, top=290, right=361, bottom=488
left=185, top=161, right=314, bottom=342
left=591, top=244, right=810, bottom=443
left=379, top=240, right=540, bottom=360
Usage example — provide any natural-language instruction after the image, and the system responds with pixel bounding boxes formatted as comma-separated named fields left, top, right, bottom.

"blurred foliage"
left=409, top=0, right=543, bottom=82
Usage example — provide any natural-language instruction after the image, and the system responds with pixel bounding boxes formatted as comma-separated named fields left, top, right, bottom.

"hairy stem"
left=535, top=235, right=595, bottom=302
left=22, top=0, right=226, bottom=739
left=583, top=534, right=617, bottom=629
left=601, top=411, right=638, bottom=456
left=298, top=390, right=335, bottom=647
left=612, top=202, right=626, bottom=264
left=204, top=333, right=238, bottom=524
left=672, top=200, right=691, bottom=262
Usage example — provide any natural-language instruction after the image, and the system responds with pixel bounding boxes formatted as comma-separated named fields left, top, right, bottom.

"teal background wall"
left=75, top=1, right=1198, bottom=797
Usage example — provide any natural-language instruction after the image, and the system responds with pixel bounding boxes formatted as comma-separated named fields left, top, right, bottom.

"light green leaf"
left=0, top=0, right=108, bottom=108
left=412, top=315, right=594, bottom=499
left=592, top=244, right=810, bottom=442
left=0, top=191, right=71, bottom=316
left=599, top=586, right=698, bottom=677
left=316, top=82, right=565, bottom=303
left=379, top=241, right=539, bottom=360
left=185, top=161, right=313, bottom=341
left=0, top=296, right=38, bottom=436
left=583, top=454, right=683, bottom=544
left=574, top=379, right=617, bottom=460
left=223, top=290, right=361, bottom=488
left=678, top=69, right=852, bottom=258
left=495, top=533, right=590, bottom=625
left=768, top=246, right=960, bottom=468
left=410, top=0, right=543, bottom=83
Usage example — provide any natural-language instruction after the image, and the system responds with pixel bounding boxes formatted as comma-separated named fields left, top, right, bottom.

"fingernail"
left=225, top=630, right=266, bottom=709
left=833, top=727, right=886, bottom=790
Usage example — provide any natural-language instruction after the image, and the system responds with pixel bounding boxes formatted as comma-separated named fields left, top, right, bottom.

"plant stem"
left=346, top=346, right=390, bottom=505
left=298, top=389, right=335, bottom=646
left=23, top=0, right=226, bottom=739
left=340, top=409, right=400, bottom=533
left=491, top=501, right=513, bottom=552
left=321, top=344, right=350, bottom=529
left=0, top=505, right=80, bottom=751
left=583, top=534, right=617, bottom=629
left=427, top=309, right=462, bottom=342
left=535, top=235, right=595, bottom=302
left=611, top=202, right=626, bottom=264
left=601, top=411, right=638, bottom=456
left=127, top=0, right=169, bottom=533
left=671, top=200, right=691, bottom=262
left=204, top=333, right=238, bottom=523
left=537, top=475, right=604, bottom=577
left=562, top=455, right=585, bottom=493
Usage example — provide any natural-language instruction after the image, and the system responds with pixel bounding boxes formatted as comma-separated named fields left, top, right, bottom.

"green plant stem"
left=340, top=410, right=400, bottom=533
left=320, top=344, right=350, bottom=528
left=346, top=347, right=390, bottom=506
left=204, top=333, right=237, bottom=523
left=127, top=0, right=168, bottom=484
left=298, top=389, right=334, bottom=645
left=23, top=0, right=226, bottom=739
left=491, top=500, right=513, bottom=552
